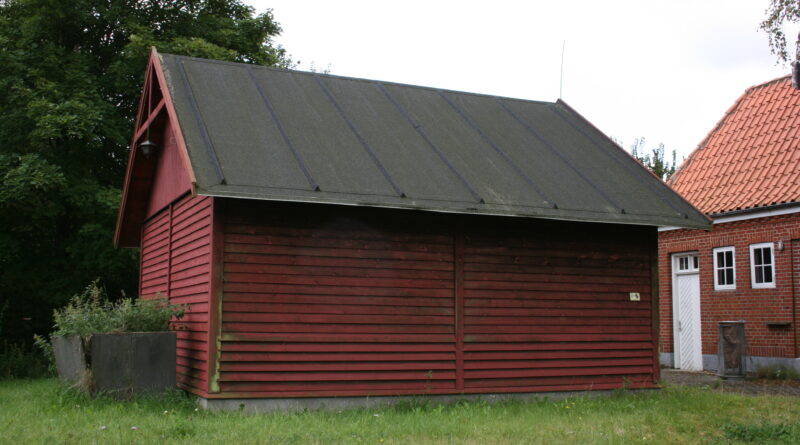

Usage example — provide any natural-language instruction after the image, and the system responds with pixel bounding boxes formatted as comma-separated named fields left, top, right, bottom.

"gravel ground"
left=661, top=368, right=800, bottom=396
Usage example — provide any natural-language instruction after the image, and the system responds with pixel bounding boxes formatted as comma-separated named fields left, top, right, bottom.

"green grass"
left=1, top=379, right=799, bottom=444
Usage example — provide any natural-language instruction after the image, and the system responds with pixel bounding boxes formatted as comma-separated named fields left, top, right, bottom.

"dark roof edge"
left=555, top=99, right=712, bottom=226
left=196, top=188, right=711, bottom=230
left=160, top=53, right=555, bottom=107
left=709, top=201, right=800, bottom=218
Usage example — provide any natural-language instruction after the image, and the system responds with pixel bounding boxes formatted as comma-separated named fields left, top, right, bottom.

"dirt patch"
left=661, top=368, right=800, bottom=396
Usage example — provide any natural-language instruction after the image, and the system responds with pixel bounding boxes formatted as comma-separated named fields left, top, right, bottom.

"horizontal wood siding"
left=215, top=200, right=657, bottom=398
left=140, top=194, right=213, bottom=394
left=220, top=202, right=456, bottom=395
left=462, top=227, right=657, bottom=392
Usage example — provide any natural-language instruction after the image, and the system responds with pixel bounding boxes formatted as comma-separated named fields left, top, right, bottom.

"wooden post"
left=650, top=228, right=661, bottom=384
left=207, top=197, right=225, bottom=394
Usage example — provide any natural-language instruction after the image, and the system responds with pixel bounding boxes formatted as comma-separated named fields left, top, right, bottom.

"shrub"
left=51, top=281, right=185, bottom=338
left=752, top=364, right=800, bottom=381
left=0, top=340, right=51, bottom=379
left=722, top=422, right=799, bottom=442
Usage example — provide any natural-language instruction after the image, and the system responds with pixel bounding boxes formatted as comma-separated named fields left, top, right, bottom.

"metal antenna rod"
left=560, top=40, right=566, bottom=99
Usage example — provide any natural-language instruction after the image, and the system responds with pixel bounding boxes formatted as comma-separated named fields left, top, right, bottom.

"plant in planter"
left=44, top=282, right=184, bottom=396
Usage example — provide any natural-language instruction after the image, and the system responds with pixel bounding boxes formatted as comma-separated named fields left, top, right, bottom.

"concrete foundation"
left=197, top=388, right=658, bottom=413
left=660, top=352, right=800, bottom=373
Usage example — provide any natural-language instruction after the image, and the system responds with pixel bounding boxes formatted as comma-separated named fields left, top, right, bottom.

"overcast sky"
left=250, top=1, right=794, bottom=162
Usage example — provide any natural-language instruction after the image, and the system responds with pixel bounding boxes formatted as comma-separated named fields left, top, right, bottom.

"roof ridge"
left=160, top=52, right=557, bottom=107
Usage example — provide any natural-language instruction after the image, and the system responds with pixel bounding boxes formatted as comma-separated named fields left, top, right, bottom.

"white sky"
left=250, top=0, right=794, bottom=162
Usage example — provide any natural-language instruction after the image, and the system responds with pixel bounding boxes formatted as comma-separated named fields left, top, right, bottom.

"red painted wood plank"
left=464, top=272, right=649, bottom=286
left=465, top=307, right=649, bottom=318
left=219, top=380, right=457, bottom=393
left=464, top=325, right=651, bottom=334
left=170, top=237, right=210, bottom=259
left=466, top=349, right=652, bottom=360
left=225, top=244, right=453, bottom=262
left=224, top=253, right=454, bottom=271
left=219, top=370, right=456, bottom=382
left=464, top=280, right=647, bottom=293
left=464, top=374, right=651, bottom=388
left=222, top=302, right=454, bottom=317
left=225, top=223, right=453, bottom=245
left=465, top=298, right=650, bottom=310
left=221, top=342, right=455, bottom=353
left=463, top=289, right=649, bottom=300
left=222, top=322, right=455, bottom=335
left=220, top=362, right=455, bottom=372
left=224, top=233, right=454, bottom=253
left=464, top=333, right=652, bottom=342
left=170, top=282, right=212, bottom=297
left=215, top=381, right=654, bottom=396
left=170, top=224, right=212, bottom=251
left=223, top=293, right=454, bottom=308
left=219, top=352, right=456, bottom=362
left=225, top=283, right=453, bottom=298
left=463, top=261, right=650, bottom=276
left=464, top=252, right=647, bottom=265
left=224, top=312, right=453, bottom=325
left=464, top=357, right=653, bottom=370
left=220, top=333, right=456, bottom=343
left=224, top=272, right=454, bottom=290
left=224, top=262, right=453, bottom=280
left=464, top=316, right=650, bottom=326
left=464, top=366, right=654, bottom=379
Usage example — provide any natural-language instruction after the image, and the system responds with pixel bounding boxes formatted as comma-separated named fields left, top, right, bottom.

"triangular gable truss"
left=115, top=48, right=196, bottom=247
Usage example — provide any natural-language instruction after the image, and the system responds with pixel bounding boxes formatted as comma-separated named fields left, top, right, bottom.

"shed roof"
left=134, top=51, right=708, bottom=230
left=670, top=75, right=800, bottom=215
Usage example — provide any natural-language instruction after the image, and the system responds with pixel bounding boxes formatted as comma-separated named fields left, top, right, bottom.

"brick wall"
left=658, top=212, right=800, bottom=359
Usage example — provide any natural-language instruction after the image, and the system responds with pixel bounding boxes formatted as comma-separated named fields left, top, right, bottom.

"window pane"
left=680, top=257, right=687, bottom=270
left=754, top=249, right=763, bottom=266
left=763, top=248, right=772, bottom=265
left=725, top=251, right=733, bottom=267
left=717, top=269, right=724, bottom=285
left=755, top=267, right=764, bottom=283
left=725, top=268, right=734, bottom=285
left=693, top=256, right=699, bottom=269
left=764, top=266, right=773, bottom=283
left=717, top=252, right=724, bottom=267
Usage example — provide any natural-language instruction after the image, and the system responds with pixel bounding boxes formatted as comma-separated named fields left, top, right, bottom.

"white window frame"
left=749, top=242, right=776, bottom=289
left=712, top=246, right=736, bottom=290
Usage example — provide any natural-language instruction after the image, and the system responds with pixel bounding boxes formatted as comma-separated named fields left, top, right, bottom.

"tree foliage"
left=760, top=0, right=800, bottom=63
left=0, top=0, right=291, bottom=343
left=630, top=137, right=677, bottom=181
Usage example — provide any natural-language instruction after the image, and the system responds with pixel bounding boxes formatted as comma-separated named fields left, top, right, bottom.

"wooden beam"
left=133, top=98, right=166, bottom=142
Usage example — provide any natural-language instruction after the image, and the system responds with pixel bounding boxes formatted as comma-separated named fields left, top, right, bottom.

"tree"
left=630, top=137, right=677, bottom=181
left=760, top=0, right=800, bottom=63
left=0, top=0, right=292, bottom=343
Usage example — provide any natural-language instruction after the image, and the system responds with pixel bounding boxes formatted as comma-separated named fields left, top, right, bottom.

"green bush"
left=752, top=364, right=800, bottom=381
left=0, top=340, right=51, bottom=379
left=722, top=421, right=799, bottom=443
left=51, top=281, right=185, bottom=338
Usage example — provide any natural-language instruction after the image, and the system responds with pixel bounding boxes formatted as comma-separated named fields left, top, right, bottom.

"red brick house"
left=659, top=75, right=800, bottom=372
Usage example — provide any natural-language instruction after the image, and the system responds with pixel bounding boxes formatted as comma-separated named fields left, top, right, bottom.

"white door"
left=672, top=253, right=702, bottom=371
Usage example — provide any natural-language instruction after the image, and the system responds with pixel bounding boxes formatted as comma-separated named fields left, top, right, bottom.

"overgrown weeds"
left=722, top=421, right=800, bottom=443
left=0, top=340, right=51, bottom=379
left=751, top=364, right=800, bottom=381
left=50, top=280, right=185, bottom=337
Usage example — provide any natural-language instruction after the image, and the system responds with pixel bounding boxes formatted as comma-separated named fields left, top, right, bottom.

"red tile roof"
left=670, top=75, right=800, bottom=215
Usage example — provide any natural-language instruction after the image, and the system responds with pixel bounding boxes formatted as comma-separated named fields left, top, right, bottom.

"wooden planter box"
left=52, top=332, right=176, bottom=396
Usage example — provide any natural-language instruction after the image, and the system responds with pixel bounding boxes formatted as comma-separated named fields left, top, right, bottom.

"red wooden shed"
left=116, top=49, right=709, bottom=409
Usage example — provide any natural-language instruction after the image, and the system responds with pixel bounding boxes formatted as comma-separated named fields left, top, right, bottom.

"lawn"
left=1, top=379, right=799, bottom=444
